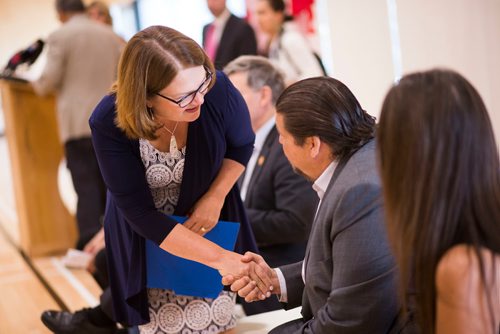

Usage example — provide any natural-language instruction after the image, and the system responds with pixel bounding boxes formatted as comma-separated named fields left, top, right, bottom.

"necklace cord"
left=162, top=121, right=179, bottom=135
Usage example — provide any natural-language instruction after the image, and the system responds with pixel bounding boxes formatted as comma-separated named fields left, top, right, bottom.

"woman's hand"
left=184, top=193, right=224, bottom=235
left=184, top=159, right=245, bottom=235
left=218, top=251, right=274, bottom=299
left=222, top=252, right=280, bottom=302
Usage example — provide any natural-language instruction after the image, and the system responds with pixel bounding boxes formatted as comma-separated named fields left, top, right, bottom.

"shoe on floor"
left=41, top=309, right=117, bottom=334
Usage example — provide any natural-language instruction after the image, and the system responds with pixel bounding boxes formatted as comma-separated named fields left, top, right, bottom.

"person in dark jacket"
left=203, top=0, right=257, bottom=70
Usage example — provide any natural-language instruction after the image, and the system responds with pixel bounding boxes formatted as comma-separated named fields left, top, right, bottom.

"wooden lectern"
left=0, top=78, right=76, bottom=256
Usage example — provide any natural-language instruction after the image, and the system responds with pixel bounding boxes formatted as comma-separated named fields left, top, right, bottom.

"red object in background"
left=290, top=0, right=315, bottom=33
left=244, top=0, right=317, bottom=54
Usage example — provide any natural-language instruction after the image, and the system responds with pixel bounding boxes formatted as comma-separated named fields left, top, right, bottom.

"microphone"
left=2, top=39, right=45, bottom=77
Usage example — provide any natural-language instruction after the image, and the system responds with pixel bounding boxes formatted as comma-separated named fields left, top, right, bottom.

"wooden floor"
left=0, top=132, right=57, bottom=334
left=0, top=228, right=57, bottom=334
left=0, top=134, right=102, bottom=333
left=0, top=229, right=102, bottom=334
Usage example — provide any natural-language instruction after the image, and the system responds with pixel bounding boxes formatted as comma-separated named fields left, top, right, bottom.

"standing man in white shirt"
left=203, top=0, right=258, bottom=70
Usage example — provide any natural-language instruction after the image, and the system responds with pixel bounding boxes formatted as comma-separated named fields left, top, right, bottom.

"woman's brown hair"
left=114, top=25, right=215, bottom=140
left=377, top=68, right=500, bottom=333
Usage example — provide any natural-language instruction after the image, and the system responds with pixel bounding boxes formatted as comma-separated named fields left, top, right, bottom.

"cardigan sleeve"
left=89, top=95, right=177, bottom=245
left=219, top=72, right=255, bottom=165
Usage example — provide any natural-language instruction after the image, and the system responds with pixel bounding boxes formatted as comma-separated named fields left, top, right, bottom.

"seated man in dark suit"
left=224, top=77, right=413, bottom=333
left=224, top=55, right=318, bottom=315
left=203, top=0, right=258, bottom=70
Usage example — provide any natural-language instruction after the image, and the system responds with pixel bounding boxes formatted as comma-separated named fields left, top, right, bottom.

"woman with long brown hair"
left=377, top=68, right=500, bottom=333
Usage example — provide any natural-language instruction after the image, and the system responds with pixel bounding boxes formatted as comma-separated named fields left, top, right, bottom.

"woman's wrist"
left=212, top=249, right=239, bottom=273
left=204, top=187, right=227, bottom=204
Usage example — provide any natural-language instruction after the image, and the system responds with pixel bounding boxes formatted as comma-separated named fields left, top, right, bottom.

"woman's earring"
left=147, top=106, right=155, bottom=121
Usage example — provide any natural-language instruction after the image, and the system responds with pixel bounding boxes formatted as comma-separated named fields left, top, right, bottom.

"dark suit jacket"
left=89, top=71, right=258, bottom=325
left=276, top=140, right=400, bottom=334
left=244, top=126, right=317, bottom=268
left=203, top=14, right=257, bottom=70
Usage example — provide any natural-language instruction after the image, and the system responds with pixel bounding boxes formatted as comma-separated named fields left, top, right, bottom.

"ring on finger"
left=200, top=227, right=207, bottom=232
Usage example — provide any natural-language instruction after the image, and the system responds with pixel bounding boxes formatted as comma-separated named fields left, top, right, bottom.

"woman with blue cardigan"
left=89, top=25, right=271, bottom=333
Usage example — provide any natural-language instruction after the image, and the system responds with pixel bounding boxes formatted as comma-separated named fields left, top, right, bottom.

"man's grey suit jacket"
left=276, top=139, right=400, bottom=333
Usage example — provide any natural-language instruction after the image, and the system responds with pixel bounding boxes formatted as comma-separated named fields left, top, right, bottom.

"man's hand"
left=222, top=252, right=280, bottom=302
left=83, top=228, right=105, bottom=273
left=218, top=251, right=274, bottom=299
left=83, top=228, right=105, bottom=256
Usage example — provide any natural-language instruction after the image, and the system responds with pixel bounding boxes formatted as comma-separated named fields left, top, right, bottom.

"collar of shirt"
left=212, top=8, right=231, bottom=39
left=254, top=117, right=276, bottom=153
left=312, top=160, right=337, bottom=201
left=239, top=117, right=275, bottom=201
left=303, top=160, right=337, bottom=284
left=69, top=13, right=90, bottom=23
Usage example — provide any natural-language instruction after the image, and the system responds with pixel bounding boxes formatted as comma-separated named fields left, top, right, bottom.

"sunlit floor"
left=0, top=134, right=56, bottom=333
left=0, top=133, right=18, bottom=242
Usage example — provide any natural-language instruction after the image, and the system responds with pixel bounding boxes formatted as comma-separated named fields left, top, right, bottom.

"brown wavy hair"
left=114, top=25, right=215, bottom=140
left=377, top=68, right=500, bottom=333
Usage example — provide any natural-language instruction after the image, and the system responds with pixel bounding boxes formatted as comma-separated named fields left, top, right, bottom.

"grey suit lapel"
left=302, top=154, right=349, bottom=277
left=302, top=140, right=375, bottom=277
left=299, top=151, right=352, bottom=321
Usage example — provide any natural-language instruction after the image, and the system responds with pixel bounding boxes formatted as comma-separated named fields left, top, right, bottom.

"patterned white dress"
left=138, top=139, right=237, bottom=334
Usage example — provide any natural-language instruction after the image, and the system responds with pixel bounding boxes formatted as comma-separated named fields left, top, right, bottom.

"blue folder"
left=145, top=215, right=240, bottom=299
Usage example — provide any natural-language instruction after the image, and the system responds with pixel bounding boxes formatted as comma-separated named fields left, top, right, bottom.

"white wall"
left=317, top=0, right=395, bottom=119
left=316, top=0, right=500, bottom=144
left=0, top=0, right=127, bottom=68
left=0, top=0, right=58, bottom=135
left=0, top=0, right=59, bottom=68
left=137, top=0, right=247, bottom=45
left=397, top=0, right=500, bottom=144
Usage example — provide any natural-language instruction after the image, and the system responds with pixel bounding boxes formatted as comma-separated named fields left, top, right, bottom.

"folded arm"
left=184, top=159, right=244, bottom=234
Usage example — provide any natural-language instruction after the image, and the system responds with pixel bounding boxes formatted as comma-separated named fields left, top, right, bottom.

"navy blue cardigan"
left=89, top=71, right=258, bottom=325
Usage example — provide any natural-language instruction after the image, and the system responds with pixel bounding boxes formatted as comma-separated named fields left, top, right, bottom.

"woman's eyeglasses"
left=156, top=68, right=213, bottom=108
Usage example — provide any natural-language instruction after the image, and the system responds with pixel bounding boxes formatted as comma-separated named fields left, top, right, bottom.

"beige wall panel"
left=396, top=0, right=500, bottom=143
left=317, top=0, right=396, bottom=119
left=317, top=0, right=500, bottom=142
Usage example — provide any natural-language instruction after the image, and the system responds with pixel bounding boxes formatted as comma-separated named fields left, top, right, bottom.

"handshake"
left=218, top=252, right=280, bottom=302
